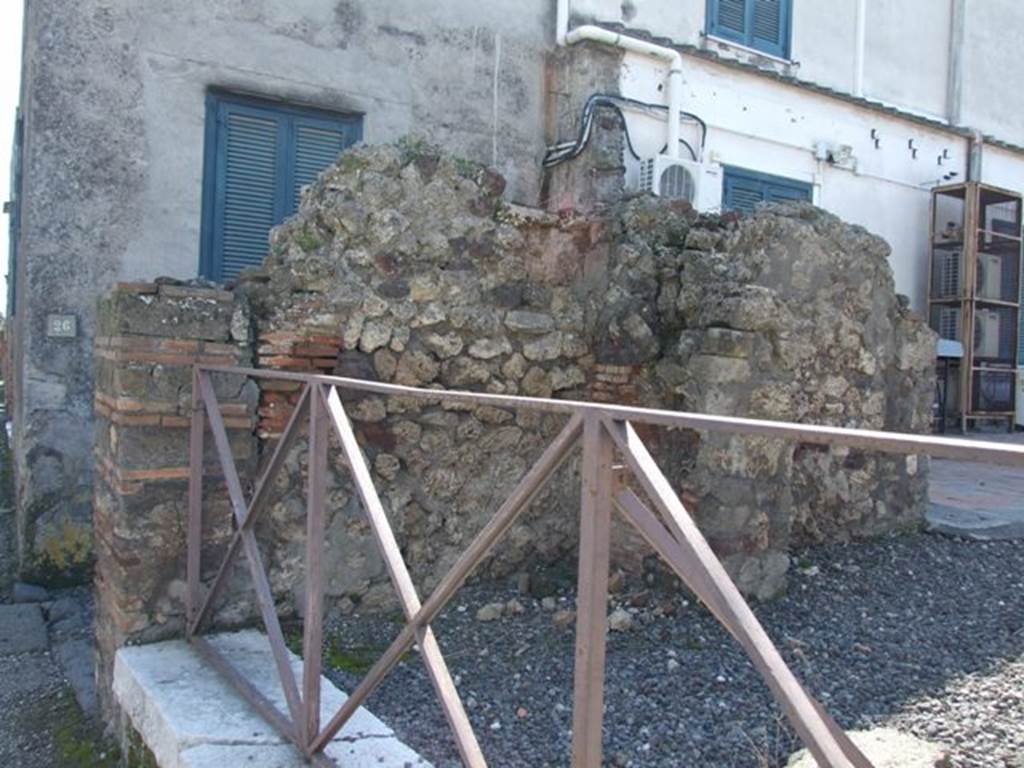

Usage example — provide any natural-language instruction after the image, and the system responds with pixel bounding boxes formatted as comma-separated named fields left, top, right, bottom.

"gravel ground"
left=319, top=532, right=1024, bottom=768
left=0, top=650, right=69, bottom=767
left=0, top=589, right=115, bottom=768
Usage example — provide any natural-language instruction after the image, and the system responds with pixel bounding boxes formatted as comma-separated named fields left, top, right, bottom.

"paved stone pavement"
left=928, top=432, right=1024, bottom=539
left=0, top=595, right=112, bottom=766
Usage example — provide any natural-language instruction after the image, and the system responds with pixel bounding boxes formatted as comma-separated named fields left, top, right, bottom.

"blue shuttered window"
left=200, top=94, right=362, bottom=282
left=722, top=166, right=812, bottom=214
left=707, top=0, right=792, bottom=59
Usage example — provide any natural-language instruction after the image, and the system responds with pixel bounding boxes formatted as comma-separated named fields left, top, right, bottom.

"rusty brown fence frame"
left=185, top=364, right=1024, bottom=767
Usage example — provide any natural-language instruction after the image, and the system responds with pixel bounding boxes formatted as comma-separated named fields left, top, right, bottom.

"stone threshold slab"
left=113, top=630, right=432, bottom=768
left=927, top=502, right=1024, bottom=540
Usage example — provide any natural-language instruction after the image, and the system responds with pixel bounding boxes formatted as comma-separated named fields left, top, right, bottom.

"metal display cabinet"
left=929, top=182, right=1023, bottom=431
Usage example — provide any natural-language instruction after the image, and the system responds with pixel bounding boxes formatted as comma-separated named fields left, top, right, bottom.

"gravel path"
left=0, top=648, right=69, bottom=767
left=320, top=533, right=1024, bottom=768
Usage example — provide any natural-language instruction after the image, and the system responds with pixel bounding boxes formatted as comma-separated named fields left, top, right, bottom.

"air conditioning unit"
left=639, top=156, right=720, bottom=210
left=977, top=252, right=1003, bottom=299
left=934, top=249, right=961, bottom=298
left=938, top=306, right=961, bottom=341
left=974, top=308, right=1002, bottom=358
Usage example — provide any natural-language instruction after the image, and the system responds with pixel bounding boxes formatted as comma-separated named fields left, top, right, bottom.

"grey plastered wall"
left=11, top=0, right=573, bottom=582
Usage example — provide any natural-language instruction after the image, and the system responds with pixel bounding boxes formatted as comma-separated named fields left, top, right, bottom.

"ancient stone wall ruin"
left=93, top=142, right=935, bottom=711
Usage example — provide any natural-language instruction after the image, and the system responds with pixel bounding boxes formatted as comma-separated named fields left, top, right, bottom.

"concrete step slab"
left=926, top=503, right=1024, bottom=540
left=113, top=630, right=431, bottom=768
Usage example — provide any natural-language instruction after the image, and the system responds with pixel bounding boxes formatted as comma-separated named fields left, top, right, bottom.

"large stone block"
left=113, top=631, right=431, bottom=767
left=97, top=283, right=242, bottom=342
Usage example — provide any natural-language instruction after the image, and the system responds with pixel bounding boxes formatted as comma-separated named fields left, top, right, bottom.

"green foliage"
left=324, top=641, right=382, bottom=674
left=336, top=151, right=370, bottom=174
left=284, top=626, right=302, bottom=656
left=285, top=624, right=410, bottom=675
left=453, top=156, right=480, bottom=180
left=295, top=229, right=322, bottom=253
left=34, top=690, right=122, bottom=768
left=397, top=135, right=440, bottom=165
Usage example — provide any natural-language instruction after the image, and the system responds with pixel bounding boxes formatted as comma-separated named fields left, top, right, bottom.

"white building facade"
left=565, top=0, right=1024, bottom=313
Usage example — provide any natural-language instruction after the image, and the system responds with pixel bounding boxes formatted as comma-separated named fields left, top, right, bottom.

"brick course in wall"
left=253, top=330, right=342, bottom=437
left=92, top=281, right=259, bottom=718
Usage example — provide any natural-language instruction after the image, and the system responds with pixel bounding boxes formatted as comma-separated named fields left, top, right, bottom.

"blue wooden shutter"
left=723, top=175, right=765, bottom=214
left=289, top=119, right=354, bottom=213
left=751, top=0, right=788, bottom=57
left=708, top=0, right=790, bottom=57
left=214, top=108, right=282, bottom=282
left=708, top=0, right=748, bottom=42
left=764, top=182, right=809, bottom=204
left=723, top=166, right=812, bottom=214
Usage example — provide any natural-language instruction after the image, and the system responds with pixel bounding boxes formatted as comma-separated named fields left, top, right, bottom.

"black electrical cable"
left=543, top=95, right=642, bottom=168
left=543, top=93, right=708, bottom=169
left=660, top=140, right=698, bottom=162
left=609, top=94, right=708, bottom=150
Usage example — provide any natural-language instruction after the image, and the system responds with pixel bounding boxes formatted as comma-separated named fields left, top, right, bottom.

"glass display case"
left=929, top=182, right=1022, bottom=431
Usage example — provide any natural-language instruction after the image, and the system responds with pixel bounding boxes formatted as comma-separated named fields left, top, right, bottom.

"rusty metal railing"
left=185, top=364, right=1024, bottom=767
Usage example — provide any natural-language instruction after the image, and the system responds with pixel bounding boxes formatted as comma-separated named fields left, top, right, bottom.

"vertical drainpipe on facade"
left=555, top=0, right=684, bottom=159
left=967, top=129, right=983, bottom=182
left=853, top=0, right=866, bottom=98
left=947, top=0, right=982, bottom=180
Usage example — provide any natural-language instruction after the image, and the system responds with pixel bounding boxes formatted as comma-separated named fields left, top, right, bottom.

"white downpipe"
left=947, top=0, right=966, bottom=126
left=556, top=0, right=569, bottom=45
left=556, top=0, right=684, bottom=159
left=853, top=0, right=866, bottom=98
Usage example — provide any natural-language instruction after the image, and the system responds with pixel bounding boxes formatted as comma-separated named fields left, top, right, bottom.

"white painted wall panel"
left=571, top=0, right=705, bottom=45
left=618, top=50, right=970, bottom=310
left=790, top=0, right=857, bottom=95
left=862, top=0, right=951, bottom=120
left=961, top=0, right=1024, bottom=147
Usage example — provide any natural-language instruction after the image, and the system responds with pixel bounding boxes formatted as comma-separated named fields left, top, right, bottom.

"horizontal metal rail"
left=187, top=364, right=1019, bottom=767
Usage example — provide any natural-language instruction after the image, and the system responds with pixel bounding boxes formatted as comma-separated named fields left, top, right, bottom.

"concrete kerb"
left=112, top=630, right=431, bottom=768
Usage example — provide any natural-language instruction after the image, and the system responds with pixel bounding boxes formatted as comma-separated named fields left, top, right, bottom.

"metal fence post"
left=303, top=383, right=329, bottom=750
left=570, top=414, right=614, bottom=767
left=186, top=368, right=205, bottom=635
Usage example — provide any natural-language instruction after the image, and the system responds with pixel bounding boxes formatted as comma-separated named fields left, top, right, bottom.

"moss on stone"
left=396, top=134, right=438, bottom=164
left=452, top=156, right=480, bottom=180
left=24, top=511, right=94, bottom=586
left=285, top=625, right=409, bottom=675
left=40, top=517, right=93, bottom=573
left=121, top=724, right=159, bottom=768
left=24, top=688, right=121, bottom=768
left=295, top=229, right=323, bottom=252
left=324, top=641, right=381, bottom=675
left=336, top=151, right=371, bottom=174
